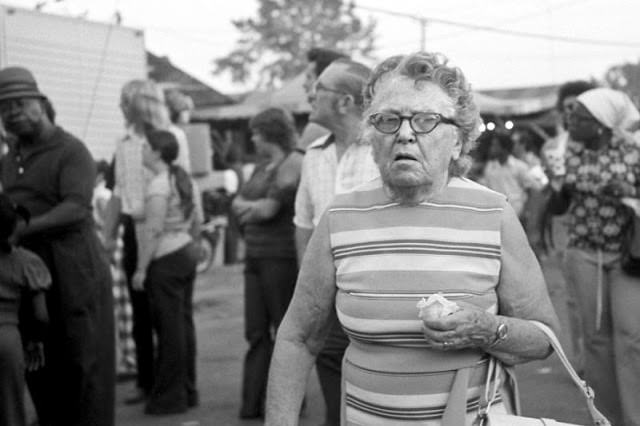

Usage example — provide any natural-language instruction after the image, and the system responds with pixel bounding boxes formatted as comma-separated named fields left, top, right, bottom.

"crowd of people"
left=0, top=45, right=639, bottom=426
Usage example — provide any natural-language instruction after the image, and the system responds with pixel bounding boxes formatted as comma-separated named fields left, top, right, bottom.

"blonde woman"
left=103, top=79, right=170, bottom=404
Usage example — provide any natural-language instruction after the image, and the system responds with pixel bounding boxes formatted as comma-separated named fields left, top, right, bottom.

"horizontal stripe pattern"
left=335, top=253, right=501, bottom=276
left=345, top=392, right=502, bottom=421
left=337, top=292, right=498, bottom=347
left=331, top=227, right=501, bottom=247
left=333, top=238, right=501, bottom=261
left=336, top=270, right=500, bottom=294
left=329, top=208, right=503, bottom=234
left=329, top=177, right=506, bottom=423
left=344, top=359, right=506, bottom=423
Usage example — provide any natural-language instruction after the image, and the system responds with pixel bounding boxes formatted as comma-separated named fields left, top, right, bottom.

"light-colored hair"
left=363, top=52, right=481, bottom=176
left=326, top=58, right=371, bottom=108
left=120, top=80, right=170, bottom=134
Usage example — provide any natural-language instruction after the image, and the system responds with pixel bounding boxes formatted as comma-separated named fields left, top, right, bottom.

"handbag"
left=474, top=321, right=611, bottom=426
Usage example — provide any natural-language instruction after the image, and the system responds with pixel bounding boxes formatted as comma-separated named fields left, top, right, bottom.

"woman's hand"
left=421, top=301, right=498, bottom=351
left=231, top=197, right=252, bottom=225
left=25, top=341, right=45, bottom=371
left=132, top=270, right=146, bottom=291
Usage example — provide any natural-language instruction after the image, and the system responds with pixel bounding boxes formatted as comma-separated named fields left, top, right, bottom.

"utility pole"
left=419, top=18, right=427, bottom=50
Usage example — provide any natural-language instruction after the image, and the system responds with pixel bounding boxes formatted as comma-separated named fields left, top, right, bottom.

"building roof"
left=193, top=73, right=560, bottom=120
left=147, top=51, right=234, bottom=109
left=193, top=73, right=308, bottom=121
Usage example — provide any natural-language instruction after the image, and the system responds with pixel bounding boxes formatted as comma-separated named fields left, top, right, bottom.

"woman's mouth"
left=393, top=153, right=418, bottom=162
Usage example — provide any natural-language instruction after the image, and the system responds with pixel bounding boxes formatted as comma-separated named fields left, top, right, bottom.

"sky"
left=4, top=0, right=640, bottom=94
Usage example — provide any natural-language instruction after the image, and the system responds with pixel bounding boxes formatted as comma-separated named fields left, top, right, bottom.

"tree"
left=214, top=0, right=376, bottom=88
left=604, top=59, right=640, bottom=108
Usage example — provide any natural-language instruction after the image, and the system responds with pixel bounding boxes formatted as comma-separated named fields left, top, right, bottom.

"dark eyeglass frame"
left=368, top=112, right=459, bottom=135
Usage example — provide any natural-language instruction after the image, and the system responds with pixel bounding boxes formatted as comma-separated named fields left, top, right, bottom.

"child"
left=0, top=193, right=51, bottom=426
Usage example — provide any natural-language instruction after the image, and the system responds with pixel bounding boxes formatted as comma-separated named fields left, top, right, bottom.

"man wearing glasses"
left=293, top=58, right=378, bottom=426
left=0, top=66, right=115, bottom=426
left=298, top=48, right=349, bottom=150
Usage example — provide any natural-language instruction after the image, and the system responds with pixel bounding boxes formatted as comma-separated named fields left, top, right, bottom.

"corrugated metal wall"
left=0, top=6, right=146, bottom=160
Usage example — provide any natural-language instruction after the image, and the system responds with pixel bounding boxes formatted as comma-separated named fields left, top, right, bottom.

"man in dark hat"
left=0, top=66, right=115, bottom=426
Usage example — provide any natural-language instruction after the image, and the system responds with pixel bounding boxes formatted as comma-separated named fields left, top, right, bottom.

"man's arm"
left=20, top=142, right=94, bottom=237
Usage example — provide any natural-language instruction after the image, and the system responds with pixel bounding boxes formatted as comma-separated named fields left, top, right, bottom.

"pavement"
left=114, top=250, right=595, bottom=426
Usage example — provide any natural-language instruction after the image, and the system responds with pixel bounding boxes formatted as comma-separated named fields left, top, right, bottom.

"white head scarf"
left=577, top=88, right=640, bottom=131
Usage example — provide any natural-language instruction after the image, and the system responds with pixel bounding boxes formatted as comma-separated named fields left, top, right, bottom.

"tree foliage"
left=214, top=0, right=376, bottom=88
left=604, top=59, right=640, bottom=108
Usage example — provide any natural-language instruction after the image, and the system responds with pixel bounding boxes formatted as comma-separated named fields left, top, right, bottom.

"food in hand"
left=417, top=293, right=460, bottom=321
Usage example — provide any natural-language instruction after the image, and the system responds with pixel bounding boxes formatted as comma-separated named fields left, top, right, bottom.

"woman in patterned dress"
left=551, top=88, right=640, bottom=426
left=265, top=52, right=560, bottom=426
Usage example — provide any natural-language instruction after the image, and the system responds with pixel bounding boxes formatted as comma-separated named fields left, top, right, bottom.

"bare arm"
left=231, top=195, right=281, bottom=224
left=20, top=201, right=89, bottom=238
left=295, top=225, right=313, bottom=266
left=134, top=193, right=168, bottom=287
left=21, top=139, right=95, bottom=238
left=265, top=213, right=337, bottom=425
left=232, top=153, right=302, bottom=225
left=422, top=202, right=559, bottom=365
left=31, top=292, right=48, bottom=325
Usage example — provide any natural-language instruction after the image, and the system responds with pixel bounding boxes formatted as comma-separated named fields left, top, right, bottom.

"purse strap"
left=528, top=320, right=611, bottom=426
left=477, top=321, right=611, bottom=426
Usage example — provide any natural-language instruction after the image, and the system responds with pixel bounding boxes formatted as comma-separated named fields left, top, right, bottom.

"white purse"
left=475, top=321, right=611, bottom=426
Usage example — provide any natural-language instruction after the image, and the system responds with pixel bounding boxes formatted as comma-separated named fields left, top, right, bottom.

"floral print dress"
left=564, top=136, right=640, bottom=253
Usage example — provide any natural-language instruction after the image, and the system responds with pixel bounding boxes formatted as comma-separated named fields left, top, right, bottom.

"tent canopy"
left=193, top=73, right=558, bottom=120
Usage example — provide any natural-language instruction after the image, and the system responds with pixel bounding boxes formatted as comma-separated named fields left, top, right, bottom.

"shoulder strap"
left=529, top=320, right=611, bottom=426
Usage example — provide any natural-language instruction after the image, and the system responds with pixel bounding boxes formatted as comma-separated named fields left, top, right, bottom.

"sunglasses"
left=369, top=112, right=459, bottom=135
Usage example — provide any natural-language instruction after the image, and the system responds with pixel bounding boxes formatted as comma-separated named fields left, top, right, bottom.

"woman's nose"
left=396, top=118, right=416, bottom=144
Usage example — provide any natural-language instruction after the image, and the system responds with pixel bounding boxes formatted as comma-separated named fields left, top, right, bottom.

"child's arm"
left=25, top=292, right=48, bottom=372
left=32, top=292, right=48, bottom=326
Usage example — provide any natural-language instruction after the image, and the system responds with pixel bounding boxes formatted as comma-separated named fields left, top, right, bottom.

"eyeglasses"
left=368, top=112, right=459, bottom=135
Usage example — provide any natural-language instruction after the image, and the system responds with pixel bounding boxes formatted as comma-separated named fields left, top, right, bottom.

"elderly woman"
left=265, top=52, right=559, bottom=426
left=551, top=88, right=640, bottom=426
left=231, top=107, right=303, bottom=419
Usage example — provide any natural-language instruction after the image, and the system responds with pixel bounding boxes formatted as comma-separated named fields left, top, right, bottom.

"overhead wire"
left=372, top=0, right=587, bottom=50
left=356, top=3, right=640, bottom=48
left=429, top=0, right=589, bottom=42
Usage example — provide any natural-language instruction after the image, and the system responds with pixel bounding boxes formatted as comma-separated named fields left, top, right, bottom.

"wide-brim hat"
left=0, top=66, right=47, bottom=102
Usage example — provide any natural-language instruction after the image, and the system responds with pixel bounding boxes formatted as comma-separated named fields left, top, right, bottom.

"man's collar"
left=307, top=133, right=335, bottom=150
